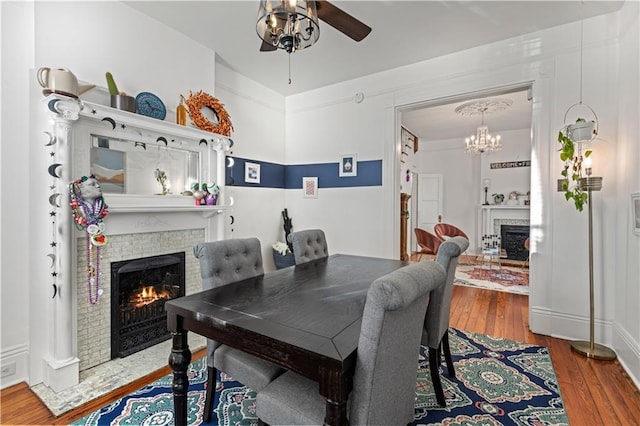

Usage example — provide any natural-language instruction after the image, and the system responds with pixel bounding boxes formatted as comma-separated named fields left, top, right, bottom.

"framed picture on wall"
left=303, top=177, right=318, bottom=198
left=245, top=162, right=260, bottom=184
left=339, top=154, right=357, bottom=177
left=632, top=193, right=640, bottom=236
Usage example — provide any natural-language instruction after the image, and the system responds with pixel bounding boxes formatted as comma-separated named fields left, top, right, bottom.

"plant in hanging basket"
left=558, top=118, right=592, bottom=211
left=565, top=119, right=597, bottom=144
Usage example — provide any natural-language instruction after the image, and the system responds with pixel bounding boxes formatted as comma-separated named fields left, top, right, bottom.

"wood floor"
left=2, top=286, right=639, bottom=425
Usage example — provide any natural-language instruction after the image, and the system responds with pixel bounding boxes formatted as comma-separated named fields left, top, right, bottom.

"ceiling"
left=125, top=1, right=623, bottom=142
left=401, top=87, right=533, bottom=142
left=126, top=1, right=623, bottom=97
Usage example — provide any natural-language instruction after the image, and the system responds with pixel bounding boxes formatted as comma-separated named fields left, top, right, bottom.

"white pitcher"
left=37, top=67, right=80, bottom=98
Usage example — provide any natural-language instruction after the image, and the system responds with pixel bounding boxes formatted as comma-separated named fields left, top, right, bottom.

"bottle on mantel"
left=176, top=94, right=187, bottom=126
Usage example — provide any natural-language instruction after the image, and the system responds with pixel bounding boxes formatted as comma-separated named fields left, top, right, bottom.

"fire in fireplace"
left=111, top=252, right=185, bottom=358
left=500, top=225, right=530, bottom=261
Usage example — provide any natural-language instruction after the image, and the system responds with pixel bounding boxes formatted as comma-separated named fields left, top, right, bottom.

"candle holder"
left=482, top=178, right=491, bottom=205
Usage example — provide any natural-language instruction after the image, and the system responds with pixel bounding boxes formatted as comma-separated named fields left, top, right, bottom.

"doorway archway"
left=395, top=83, right=534, bottom=287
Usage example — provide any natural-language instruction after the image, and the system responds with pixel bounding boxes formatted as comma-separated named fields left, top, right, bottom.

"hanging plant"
left=558, top=118, right=593, bottom=212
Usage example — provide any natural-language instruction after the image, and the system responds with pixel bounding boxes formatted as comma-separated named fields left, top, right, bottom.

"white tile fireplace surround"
left=478, top=205, right=530, bottom=250
left=76, top=228, right=203, bottom=371
left=33, top=219, right=213, bottom=415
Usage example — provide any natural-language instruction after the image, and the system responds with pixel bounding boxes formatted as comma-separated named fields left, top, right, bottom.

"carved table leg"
left=324, top=398, right=348, bottom=426
left=319, top=366, right=349, bottom=426
left=169, top=329, right=191, bottom=426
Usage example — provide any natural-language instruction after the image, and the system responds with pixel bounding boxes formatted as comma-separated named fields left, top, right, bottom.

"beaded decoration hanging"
left=69, top=175, right=109, bottom=304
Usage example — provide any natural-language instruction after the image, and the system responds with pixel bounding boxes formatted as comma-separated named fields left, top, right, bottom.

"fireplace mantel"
left=41, top=94, right=232, bottom=392
left=478, top=205, right=530, bottom=250
left=481, top=205, right=530, bottom=211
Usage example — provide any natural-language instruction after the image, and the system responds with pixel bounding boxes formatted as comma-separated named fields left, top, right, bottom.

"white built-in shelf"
left=108, top=205, right=229, bottom=218
left=79, top=100, right=232, bottom=145
left=104, top=194, right=230, bottom=218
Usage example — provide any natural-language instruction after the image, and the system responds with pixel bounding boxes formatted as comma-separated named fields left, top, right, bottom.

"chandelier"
left=256, top=1, right=320, bottom=54
left=455, top=98, right=513, bottom=154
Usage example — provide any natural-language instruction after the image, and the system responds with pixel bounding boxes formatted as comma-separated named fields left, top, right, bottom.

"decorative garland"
left=69, top=175, right=109, bottom=304
left=45, top=130, right=60, bottom=299
left=184, top=90, right=234, bottom=136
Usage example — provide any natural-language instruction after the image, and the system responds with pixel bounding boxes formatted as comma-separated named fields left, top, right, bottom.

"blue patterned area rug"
left=70, top=328, right=567, bottom=425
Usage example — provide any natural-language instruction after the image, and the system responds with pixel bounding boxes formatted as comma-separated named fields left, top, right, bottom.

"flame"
left=130, top=285, right=171, bottom=308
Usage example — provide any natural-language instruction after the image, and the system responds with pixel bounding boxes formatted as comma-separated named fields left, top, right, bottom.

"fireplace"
left=500, top=225, right=530, bottom=261
left=110, top=252, right=186, bottom=358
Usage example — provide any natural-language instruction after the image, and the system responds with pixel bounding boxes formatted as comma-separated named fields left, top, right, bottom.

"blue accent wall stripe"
left=226, top=157, right=382, bottom=189
left=226, top=157, right=286, bottom=188
left=285, top=160, right=382, bottom=188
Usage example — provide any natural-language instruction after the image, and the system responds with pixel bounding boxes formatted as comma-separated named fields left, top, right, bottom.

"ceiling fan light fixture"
left=257, top=0, right=320, bottom=54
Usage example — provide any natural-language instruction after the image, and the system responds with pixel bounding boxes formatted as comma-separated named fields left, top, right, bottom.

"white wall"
left=283, top=8, right=638, bottom=389
left=284, top=89, right=393, bottom=258
left=1, top=1, right=35, bottom=389
left=214, top=64, right=287, bottom=271
left=613, top=0, right=640, bottom=387
left=417, top=128, right=532, bottom=252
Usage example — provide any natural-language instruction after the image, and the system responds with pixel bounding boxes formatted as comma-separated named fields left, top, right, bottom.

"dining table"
left=166, top=253, right=408, bottom=426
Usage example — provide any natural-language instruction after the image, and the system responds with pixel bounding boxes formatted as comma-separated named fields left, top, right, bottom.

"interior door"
left=417, top=174, right=443, bottom=239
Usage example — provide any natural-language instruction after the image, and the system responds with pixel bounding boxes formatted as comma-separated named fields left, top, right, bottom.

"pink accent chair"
left=434, top=223, right=469, bottom=241
left=414, top=228, right=444, bottom=261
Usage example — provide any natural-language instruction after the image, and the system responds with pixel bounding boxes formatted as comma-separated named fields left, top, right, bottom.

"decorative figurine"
left=69, top=175, right=109, bottom=304
left=191, top=182, right=220, bottom=205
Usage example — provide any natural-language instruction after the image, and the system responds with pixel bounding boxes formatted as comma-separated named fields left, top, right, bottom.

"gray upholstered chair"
left=287, top=229, right=328, bottom=265
left=422, top=236, right=469, bottom=407
left=256, top=261, right=447, bottom=426
left=193, top=238, right=285, bottom=422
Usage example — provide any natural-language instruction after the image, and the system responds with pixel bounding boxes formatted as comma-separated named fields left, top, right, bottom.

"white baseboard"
left=0, top=343, right=29, bottom=390
left=530, top=306, right=640, bottom=391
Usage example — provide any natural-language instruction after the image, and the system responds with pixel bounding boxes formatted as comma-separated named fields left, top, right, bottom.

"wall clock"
left=135, top=92, right=166, bottom=120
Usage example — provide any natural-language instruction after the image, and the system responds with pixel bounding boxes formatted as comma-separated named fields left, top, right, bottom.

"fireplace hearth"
left=111, top=252, right=185, bottom=358
left=500, top=225, right=530, bottom=261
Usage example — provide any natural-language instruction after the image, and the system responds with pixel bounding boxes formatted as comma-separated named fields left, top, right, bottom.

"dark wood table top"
left=165, top=254, right=408, bottom=377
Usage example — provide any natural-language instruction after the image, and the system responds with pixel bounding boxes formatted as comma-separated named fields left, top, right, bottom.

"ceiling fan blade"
left=260, top=39, right=277, bottom=52
left=315, top=0, right=371, bottom=42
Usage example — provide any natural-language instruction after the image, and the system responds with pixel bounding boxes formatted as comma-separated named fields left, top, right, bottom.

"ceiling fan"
left=257, top=0, right=372, bottom=53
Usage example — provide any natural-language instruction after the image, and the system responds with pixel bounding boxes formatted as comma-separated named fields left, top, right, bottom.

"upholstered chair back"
left=287, top=229, right=328, bottom=264
left=194, top=238, right=286, bottom=422
left=256, top=261, right=446, bottom=426
left=194, top=238, right=264, bottom=357
left=349, top=260, right=446, bottom=425
left=194, top=237, right=264, bottom=291
left=422, top=236, right=469, bottom=349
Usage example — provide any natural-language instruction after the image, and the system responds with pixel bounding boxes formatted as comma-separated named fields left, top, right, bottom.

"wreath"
left=184, top=90, right=234, bottom=136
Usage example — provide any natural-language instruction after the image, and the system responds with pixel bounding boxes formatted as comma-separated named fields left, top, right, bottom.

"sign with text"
left=490, top=160, right=531, bottom=169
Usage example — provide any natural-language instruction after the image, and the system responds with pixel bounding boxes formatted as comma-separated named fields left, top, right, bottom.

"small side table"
left=478, top=247, right=505, bottom=270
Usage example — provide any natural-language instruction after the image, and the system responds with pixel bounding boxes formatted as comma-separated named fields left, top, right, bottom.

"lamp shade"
left=257, top=0, right=320, bottom=53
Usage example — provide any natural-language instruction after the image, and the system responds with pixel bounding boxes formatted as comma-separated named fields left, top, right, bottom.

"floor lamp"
left=570, top=162, right=616, bottom=360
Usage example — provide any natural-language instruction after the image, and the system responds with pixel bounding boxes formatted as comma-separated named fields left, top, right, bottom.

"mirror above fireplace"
left=71, top=100, right=233, bottom=211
